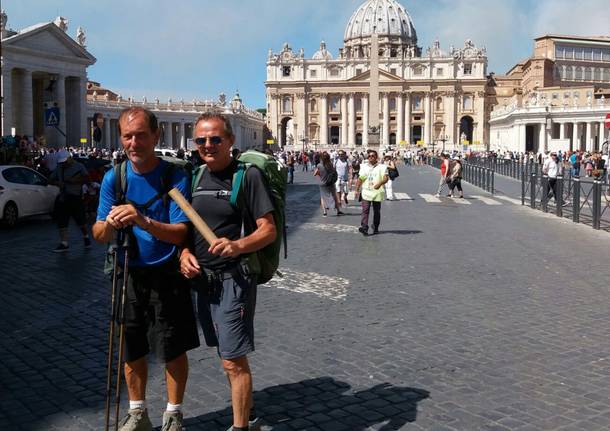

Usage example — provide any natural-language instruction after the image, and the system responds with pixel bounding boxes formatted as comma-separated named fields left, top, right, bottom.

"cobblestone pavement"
left=1, top=164, right=610, bottom=431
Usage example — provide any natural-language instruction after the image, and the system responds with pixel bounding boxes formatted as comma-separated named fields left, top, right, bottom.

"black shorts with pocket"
left=121, top=259, right=200, bottom=363
left=56, top=195, right=86, bottom=228
left=194, top=264, right=257, bottom=360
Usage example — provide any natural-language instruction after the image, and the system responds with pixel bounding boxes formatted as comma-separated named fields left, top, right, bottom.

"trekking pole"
left=104, top=242, right=120, bottom=431
left=114, top=229, right=131, bottom=430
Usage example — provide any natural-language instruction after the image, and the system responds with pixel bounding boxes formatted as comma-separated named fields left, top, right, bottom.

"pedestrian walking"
left=334, top=150, right=350, bottom=206
left=383, top=155, right=398, bottom=200
left=542, top=152, right=562, bottom=202
left=435, top=153, right=451, bottom=197
left=92, top=107, right=200, bottom=431
left=314, top=152, right=343, bottom=217
left=287, top=151, right=295, bottom=184
left=448, top=157, right=464, bottom=198
left=49, top=149, right=92, bottom=252
left=179, top=113, right=277, bottom=431
left=356, top=150, right=388, bottom=235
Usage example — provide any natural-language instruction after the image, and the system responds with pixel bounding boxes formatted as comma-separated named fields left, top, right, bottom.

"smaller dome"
left=312, top=41, right=333, bottom=60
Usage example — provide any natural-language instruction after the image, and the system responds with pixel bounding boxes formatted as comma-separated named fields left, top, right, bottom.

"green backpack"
left=191, top=150, right=287, bottom=284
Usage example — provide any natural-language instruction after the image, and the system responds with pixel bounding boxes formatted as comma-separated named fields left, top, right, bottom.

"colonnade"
left=511, top=119, right=608, bottom=153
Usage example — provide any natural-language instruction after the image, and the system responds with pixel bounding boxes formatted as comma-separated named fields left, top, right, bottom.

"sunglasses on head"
left=194, top=136, right=223, bottom=146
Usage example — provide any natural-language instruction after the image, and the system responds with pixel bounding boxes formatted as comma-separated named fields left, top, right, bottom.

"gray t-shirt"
left=50, top=161, right=88, bottom=196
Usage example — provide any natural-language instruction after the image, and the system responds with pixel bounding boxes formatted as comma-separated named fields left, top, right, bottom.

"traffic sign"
left=80, top=138, right=88, bottom=144
left=416, top=140, right=423, bottom=146
left=45, top=107, right=60, bottom=127
left=399, top=140, right=407, bottom=146
left=266, top=139, right=275, bottom=145
left=605, top=113, right=610, bottom=129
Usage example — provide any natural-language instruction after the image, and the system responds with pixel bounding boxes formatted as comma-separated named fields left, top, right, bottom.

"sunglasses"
left=194, top=136, right=223, bottom=146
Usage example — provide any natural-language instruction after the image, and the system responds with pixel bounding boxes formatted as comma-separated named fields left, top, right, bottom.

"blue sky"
left=4, top=0, right=609, bottom=109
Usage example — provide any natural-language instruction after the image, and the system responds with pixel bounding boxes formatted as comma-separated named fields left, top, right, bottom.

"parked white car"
left=0, top=165, right=60, bottom=227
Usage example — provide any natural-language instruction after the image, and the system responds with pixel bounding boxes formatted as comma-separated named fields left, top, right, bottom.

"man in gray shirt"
left=49, top=150, right=91, bottom=252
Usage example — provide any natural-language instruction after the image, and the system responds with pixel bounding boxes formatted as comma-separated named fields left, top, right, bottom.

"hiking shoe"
left=358, top=226, right=369, bottom=236
left=118, top=408, right=153, bottom=431
left=84, top=237, right=92, bottom=249
left=372, top=228, right=379, bottom=235
left=161, top=411, right=183, bottom=431
left=226, top=419, right=262, bottom=431
left=52, top=243, right=69, bottom=253
left=336, top=210, right=345, bottom=215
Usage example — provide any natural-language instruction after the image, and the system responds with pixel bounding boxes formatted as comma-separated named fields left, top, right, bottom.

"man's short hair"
left=117, top=107, right=158, bottom=134
left=193, top=113, right=234, bottom=138
left=367, top=149, right=378, bottom=157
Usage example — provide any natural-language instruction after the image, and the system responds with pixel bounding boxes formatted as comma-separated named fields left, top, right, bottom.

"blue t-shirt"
left=97, top=160, right=190, bottom=267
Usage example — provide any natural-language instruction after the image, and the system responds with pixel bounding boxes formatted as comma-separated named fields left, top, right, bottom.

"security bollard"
left=573, top=177, right=580, bottom=223
left=531, top=173, right=537, bottom=209
left=491, top=170, right=495, bottom=194
left=541, top=175, right=549, bottom=213
left=521, top=168, right=526, bottom=205
left=556, top=176, right=563, bottom=218
left=592, top=180, right=602, bottom=230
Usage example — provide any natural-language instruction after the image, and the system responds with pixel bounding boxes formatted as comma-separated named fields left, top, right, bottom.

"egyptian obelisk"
left=367, top=33, right=381, bottom=148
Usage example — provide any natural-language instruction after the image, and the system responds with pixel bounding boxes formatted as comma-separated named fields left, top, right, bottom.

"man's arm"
left=208, top=213, right=276, bottom=258
left=93, top=204, right=188, bottom=245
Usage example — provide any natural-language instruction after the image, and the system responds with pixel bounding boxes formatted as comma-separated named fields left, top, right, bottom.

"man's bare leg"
left=223, top=356, right=252, bottom=428
left=125, top=357, right=148, bottom=402
left=165, top=353, right=189, bottom=404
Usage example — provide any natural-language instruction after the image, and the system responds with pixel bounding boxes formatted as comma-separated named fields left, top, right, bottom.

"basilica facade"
left=265, top=0, right=488, bottom=152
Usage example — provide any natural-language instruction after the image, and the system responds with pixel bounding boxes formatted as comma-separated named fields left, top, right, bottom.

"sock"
left=232, top=427, right=248, bottom=431
left=249, top=408, right=258, bottom=421
left=60, top=241, right=68, bottom=246
left=166, top=402, right=181, bottom=413
left=129, top=400, right=145, bottom=411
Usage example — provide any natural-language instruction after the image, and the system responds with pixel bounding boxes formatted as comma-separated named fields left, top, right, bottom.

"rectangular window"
left=390, top=68, right=397, bottom=75
left=603, top=50, right=610, bottom=61
left=413, top=95, right=422, bottom=110
left=574, top=48, right=583, bottom=60
left=355, top=68, right=362, bottom=75
left=555, top=46, right=564, bottom=59
left=593, top=49, right=602, bottom=61
left=564, top=47, right=574, bottom=59
left=436, top=68, right=444, bottom=76
left=552, top=93, right=559, bottom=100
left=463, top=63, right=473, bottom=75
left=330, top=69, right=339, bottom=77
left=310, top=70, right=317, bottom=78
left=330, top=97, right=340, bottom=112
left=282, top=66, right=291, bottom=77
left=413, top=66, right=423, bottom=76
left=584, top=49, right=592, bottom=61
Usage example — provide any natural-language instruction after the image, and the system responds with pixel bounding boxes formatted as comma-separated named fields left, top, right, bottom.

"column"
left=382, top=93, right=389, bottom=146
left=572, top=122, right=579, bottom=151
left=404, top=94, right=411, bottom=145
left=424, top=93, right=431, bottom=147
left=601, top=121, right=607, bottom=149
left=298, top=94, right=307, bottom=147
left=518, top=124, right=526, bottom=153
left=22, top=69, right=34, bottom=137
left=447, top=92, right=456, bottom=145
left=79, top=77, right=88, bottom=143
left=165, top=122, right=173, bottom=148
left=586, top=122, right=592, bottom=151
left=347, top=93, right=356, bottom=148
left=320, top=94, right=328, bottom=147
left=56, top=75, right=66, bottom=147
left=103, top=115, right=111, bottom=149
left=362, top=95, right=369, bottom=147
left=546, top=120, right=552, bottom=151
left=559, top=122, right=565, bottom=139
left=341, top=94, right=348, bottom=147
left=1, top=67, right=13, bottom=136
left=397, top=93, right=404, bottom=144
left=538, top=123, right=546, bottom=153
left=180, top=121, right=186, bottom=149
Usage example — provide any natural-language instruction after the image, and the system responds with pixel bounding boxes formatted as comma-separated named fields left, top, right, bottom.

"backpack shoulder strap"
left=230, top=161, right=248, bottom=208
left=191, top=165, right=206, bottom=193
left=160, top=161, right=178, bottom=206
left=114, top=161, right=127, bottom=203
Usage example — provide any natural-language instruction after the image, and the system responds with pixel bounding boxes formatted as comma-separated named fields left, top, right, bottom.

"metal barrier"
left=522, top=172, right=610, bottom=231
left=428, top=157, right=495, bottom=194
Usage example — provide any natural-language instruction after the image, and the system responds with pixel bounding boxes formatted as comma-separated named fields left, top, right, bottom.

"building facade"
left=489, top=35, right=610, bottom=154
left=1, top=11, right=264, bottom=151
left=86, top=85, right=265, bottom=152
left=265, top=0, right=488, bottom=152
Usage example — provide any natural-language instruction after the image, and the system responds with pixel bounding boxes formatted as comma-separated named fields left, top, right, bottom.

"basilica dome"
left=344, top=0, right=417, bottom=45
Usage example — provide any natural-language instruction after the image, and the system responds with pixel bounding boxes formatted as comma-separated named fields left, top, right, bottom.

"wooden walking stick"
left=168, top=188, right=218, bottom=243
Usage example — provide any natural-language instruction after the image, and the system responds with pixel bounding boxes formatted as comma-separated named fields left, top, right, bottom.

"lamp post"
left=438, top=134, right=448, bottom=154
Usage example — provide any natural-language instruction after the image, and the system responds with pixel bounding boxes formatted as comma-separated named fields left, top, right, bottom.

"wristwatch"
left=142, top=216, right=153, bottom=231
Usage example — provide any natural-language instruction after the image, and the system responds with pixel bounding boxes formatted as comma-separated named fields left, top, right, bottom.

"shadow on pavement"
left=185, top=377, right=430, bottom=431
left=376, top=230, right=423, bottom=236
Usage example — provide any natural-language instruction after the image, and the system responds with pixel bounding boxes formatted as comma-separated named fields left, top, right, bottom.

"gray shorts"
left=194, top=266, right=257, bottom=360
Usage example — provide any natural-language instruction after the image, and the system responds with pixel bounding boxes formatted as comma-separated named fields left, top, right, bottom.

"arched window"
left=435, top=97, right=443, bottom=111
left=594, top=68, right=602, bottom=81
left=566, top=66, right=574, bottom=81
left=575, top=66, right=583, bottom=80
left=584, top=67, right=592, bottom=81
left=282, top=96, right=292, bottom=113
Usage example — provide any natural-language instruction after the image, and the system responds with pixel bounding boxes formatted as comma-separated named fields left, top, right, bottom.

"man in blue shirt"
left=93, top=108, right=199, bottom=431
